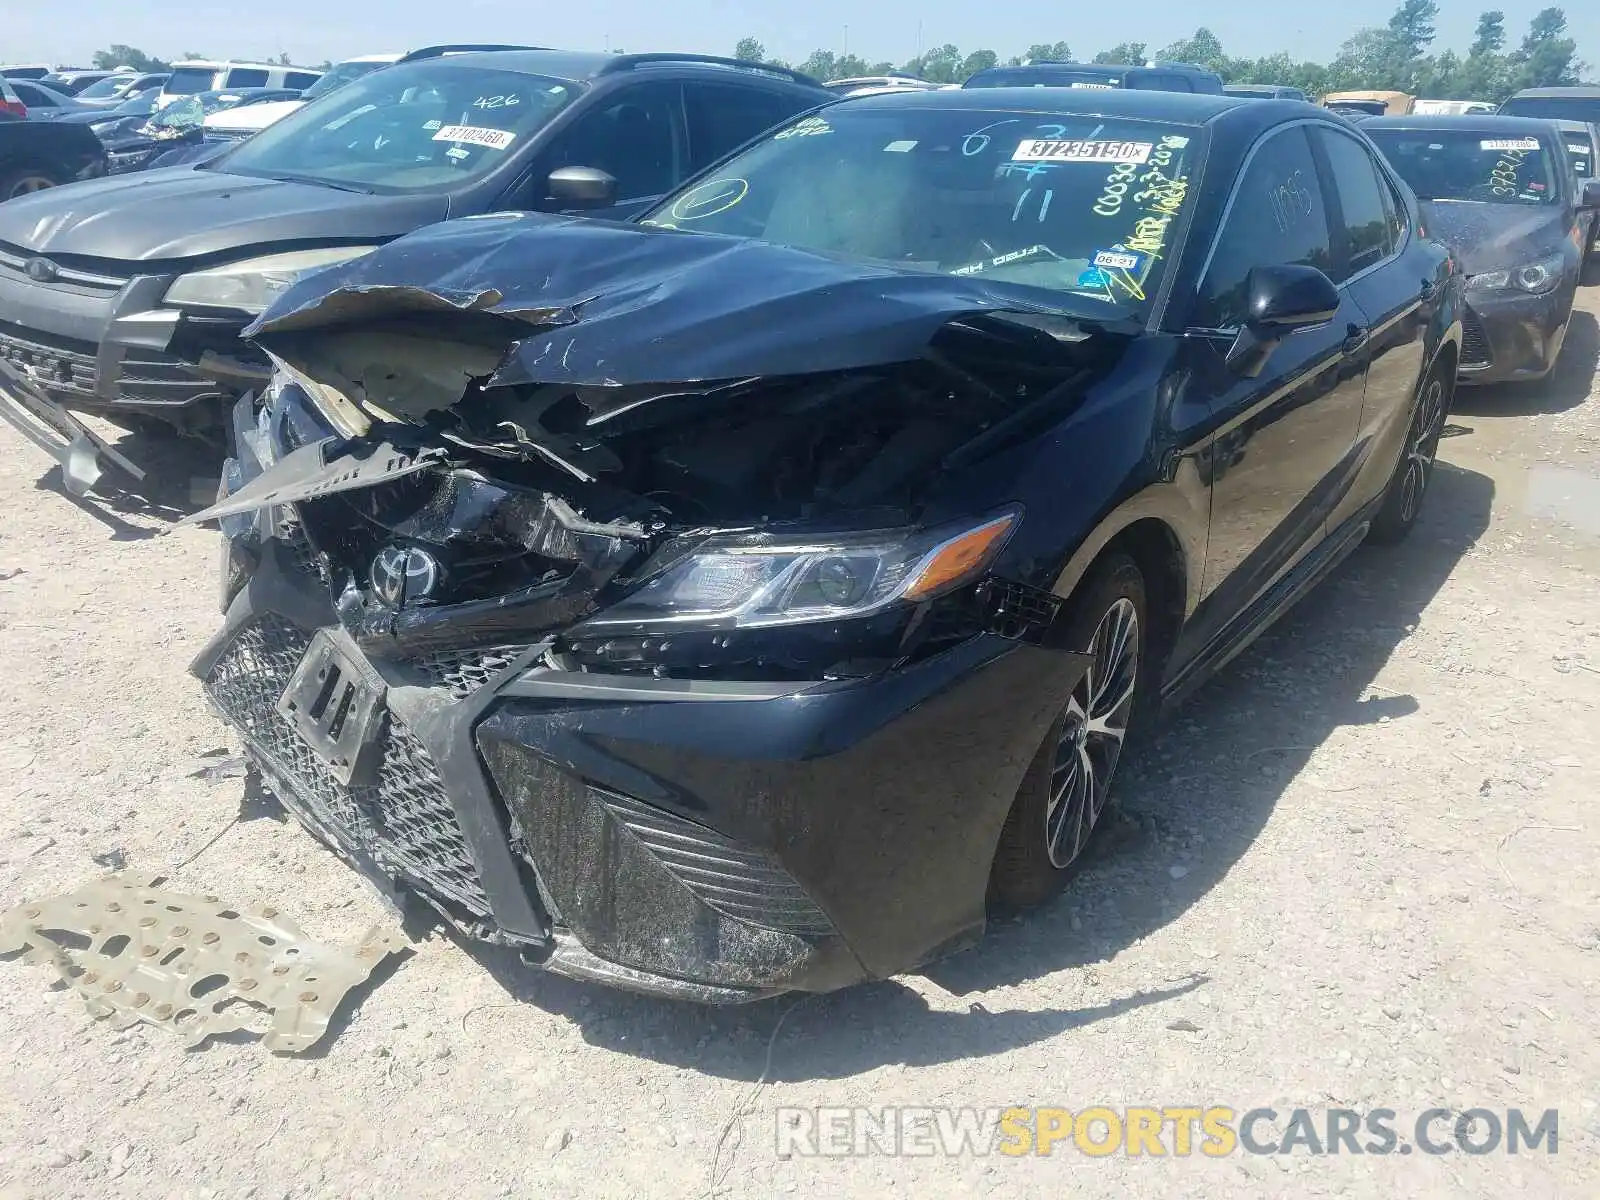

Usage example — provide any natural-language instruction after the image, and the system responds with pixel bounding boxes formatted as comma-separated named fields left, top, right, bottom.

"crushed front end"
left=189, top=218, right=1110, bottom=1000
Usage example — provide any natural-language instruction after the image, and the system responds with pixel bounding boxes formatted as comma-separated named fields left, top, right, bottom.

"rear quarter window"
left=225, top=68, right=270, bottom=88
left=285, top=72, right=321, bottom=90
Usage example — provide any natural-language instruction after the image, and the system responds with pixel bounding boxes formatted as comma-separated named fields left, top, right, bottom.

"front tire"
left=0, top=163, right=65, bottom=202
left=990, top=554, right=1146, bottom=910
left=1368, top=365, right=1450, bottom=546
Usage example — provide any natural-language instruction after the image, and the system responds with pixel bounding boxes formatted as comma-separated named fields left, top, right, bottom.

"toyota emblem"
left=369, top=545, right=441, bottom=608
left=24, top=257, right=60, bottom=284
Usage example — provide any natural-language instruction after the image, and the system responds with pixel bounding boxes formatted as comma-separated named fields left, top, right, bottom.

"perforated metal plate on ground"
left=0, top=873, right=404, bottom=1053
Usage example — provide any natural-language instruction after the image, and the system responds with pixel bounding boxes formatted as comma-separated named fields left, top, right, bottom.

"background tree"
left=91, top=45, right=169, bottom=72
left=1093, top=42, right=1148, bottom=66
left=733, top=37, right=766, bottom=64
left=1012, top=41, right=1071, bottom=66
left=1159, top=27, right=1225, bottom=72
left=1507, top=6, right=1583, bottom=89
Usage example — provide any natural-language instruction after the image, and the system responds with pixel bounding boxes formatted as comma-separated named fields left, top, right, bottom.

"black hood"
left=1421, top=201, right=1572, bottom=274
left=247, top=213, right=1112, bottom=393
left=0, top=168, right=449, bottom=263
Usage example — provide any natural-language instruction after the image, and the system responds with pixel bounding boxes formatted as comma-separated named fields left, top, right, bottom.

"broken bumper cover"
left=1456, top=287, right=1572, bottom=384
left=0, top=358, right=147, bottom=495
left=191, top=534, right=1087, bottom=1002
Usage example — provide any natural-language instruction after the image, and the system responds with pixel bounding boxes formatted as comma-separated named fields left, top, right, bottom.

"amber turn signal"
left=902, top=513, right=1019, bottom=601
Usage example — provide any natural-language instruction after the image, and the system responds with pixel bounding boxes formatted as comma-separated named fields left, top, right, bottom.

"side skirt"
left=1160, top=497, right=1381, bottom=712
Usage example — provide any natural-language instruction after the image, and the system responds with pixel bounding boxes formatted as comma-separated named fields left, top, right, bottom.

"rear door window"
left=1313, top=125, right=1399, bottom=280
left=285, top=71, right=321, bottom=90
left=225, top=68, right=270, bottom=88
left=684, top=83, right=815, bottom=170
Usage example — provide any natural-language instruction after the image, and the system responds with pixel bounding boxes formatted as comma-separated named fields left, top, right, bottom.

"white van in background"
left=157, top=60, right=323, bottom=107
left=201, top=45, right=535, bottom=138
left=202, top=53, right=402, bottom=136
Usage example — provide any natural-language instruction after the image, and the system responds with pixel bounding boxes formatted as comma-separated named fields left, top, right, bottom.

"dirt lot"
left=2, top=289, right=1598, bottom=1200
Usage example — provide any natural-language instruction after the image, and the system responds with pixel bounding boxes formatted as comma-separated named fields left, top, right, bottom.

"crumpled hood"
left=246, top=212, right=1105, bottom=391
left=0, top=168, right=449, bottom=263
left=1421, top=201, right=1572, bottom=274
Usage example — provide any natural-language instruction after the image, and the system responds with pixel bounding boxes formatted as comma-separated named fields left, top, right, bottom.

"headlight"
left=163, top=246, right=377, bottom=314
left=1468, top=253, right=1565, bottom=296
left=581, top=511, right=1019, bottom=632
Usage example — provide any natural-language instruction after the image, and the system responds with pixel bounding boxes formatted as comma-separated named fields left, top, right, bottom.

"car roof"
left=842, top=84, right=1247, bottom=122
left=401, top=48, right=821, bottom=87
left=1509, top=87, right=1600, bottom=99
left=169, top=60, right=317, bottom=72
left=1364, top=114, right=1562, bottom=136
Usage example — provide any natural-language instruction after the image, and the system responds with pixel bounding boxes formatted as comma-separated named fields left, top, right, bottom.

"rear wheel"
left=1369, top=365, right=1451, bottom=545
left=0, top=163, right=64, bottom=201
left=990, top=554, right=1146, bottom=910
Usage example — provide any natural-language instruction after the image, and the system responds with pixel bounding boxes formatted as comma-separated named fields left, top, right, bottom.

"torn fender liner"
left=0, top=873, right=403, bottom=1053
left=245, top=214, right=1103, bottom=394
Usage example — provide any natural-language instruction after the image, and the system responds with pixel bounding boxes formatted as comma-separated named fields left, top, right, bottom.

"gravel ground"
left=1, top=290, right=1598, bottom=1199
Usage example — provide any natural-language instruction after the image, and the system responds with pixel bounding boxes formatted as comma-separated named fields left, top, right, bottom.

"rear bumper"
left=1456, top=286, right=1572, bottom=384
left=190, top=497, right=1087, bottom=1001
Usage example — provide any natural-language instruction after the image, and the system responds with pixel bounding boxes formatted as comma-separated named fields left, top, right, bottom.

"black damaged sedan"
left=1364, top=115, right=1599, bottom=384
left=188, top=88, right=1462, bottom=1001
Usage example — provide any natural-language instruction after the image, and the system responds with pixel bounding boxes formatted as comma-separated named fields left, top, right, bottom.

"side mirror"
left=546, top=165, right=618, bottom=210
left=1225, top=264, right=1340, bottom=377
left=1580, top=177, right=1600, bottom=209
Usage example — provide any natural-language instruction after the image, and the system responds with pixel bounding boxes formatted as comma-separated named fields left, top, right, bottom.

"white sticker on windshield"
left=1481, top=138, right=1538, bottom=151
left=423, top=119, right=442, bottom=131
left=1093, top=250, right=1142, bottom=270
left=1568, top=143, right=1589, bottom=154
left=884, top=139, right=918, bottom=152
left=1013, top=138, right=1153, bottom=163
left=1070, top=82, right=1117, bottom=89
left=432, top=124, right=517, bottom=150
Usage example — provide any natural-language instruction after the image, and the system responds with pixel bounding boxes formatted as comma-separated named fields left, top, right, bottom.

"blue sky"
left=8, top=0, right=1596, bottom=73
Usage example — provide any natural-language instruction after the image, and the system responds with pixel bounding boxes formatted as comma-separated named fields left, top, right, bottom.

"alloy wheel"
left=6, top=175, right=56, bottom=200
left=1045, top=596, right=1139, bottom=869
left=1399, top=376, right=1447, bottom=525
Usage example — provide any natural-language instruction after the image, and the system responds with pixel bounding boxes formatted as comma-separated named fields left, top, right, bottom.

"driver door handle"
left=1342, top=323, right=1369, bottom=354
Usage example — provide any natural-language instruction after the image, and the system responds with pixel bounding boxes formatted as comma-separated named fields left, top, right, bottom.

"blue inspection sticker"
left=1077, top=267, right=1109, bottom=287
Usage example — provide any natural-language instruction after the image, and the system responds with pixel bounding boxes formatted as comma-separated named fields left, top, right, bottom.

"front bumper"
left=0, top=248, right=268, bottom=420
left=1456, top=286, right=1573, bottom=384
left=190, top=517, right=1087, bottom=1002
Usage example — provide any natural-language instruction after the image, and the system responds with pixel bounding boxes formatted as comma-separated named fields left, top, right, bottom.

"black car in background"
left=1553, top=119, right=1600, bottom=258
left=965, top=60, right=1225, bottom=94
left=1499, top=87, right=1600, bottom=125
left=0, top=50, right=831, bottom=488
left=186, top=88, right=1460, bottom=1001
left=1365, top=115, right=1598, bottom=383
left=0, top=116, right=106, bottom=199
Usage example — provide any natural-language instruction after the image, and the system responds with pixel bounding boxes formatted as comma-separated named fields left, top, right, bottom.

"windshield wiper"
left=261, top=173, right=375, bottom=195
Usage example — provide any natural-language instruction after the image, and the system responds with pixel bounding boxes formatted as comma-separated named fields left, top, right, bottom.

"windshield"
left=302, top=59, right=390, bottom=100
left=217, top=61, right=579, bottom=193
left=1367, top=130, right=1560, bottom=206
left=1499, top=96, right=1600, bottom=124
left=76, top=74, right=135, bottom=100
left=967, top=67, right=1124, bottom=90
left=643, top=106, right=1202, bottom=318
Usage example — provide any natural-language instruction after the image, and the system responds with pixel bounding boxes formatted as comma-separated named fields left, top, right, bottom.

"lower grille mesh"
left=592, top=787, right=836, bottom=935
left=414, top=646, right=534, bottom=700
left=203, top=615, right=491, bottom=916
left=1460, top=307, right=1491, bottom=368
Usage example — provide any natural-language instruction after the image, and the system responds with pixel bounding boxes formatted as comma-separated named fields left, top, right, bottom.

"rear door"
left=1310, top=122, right=1426, bottom=532
left=1181, top=124, right=1370, bottom=655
